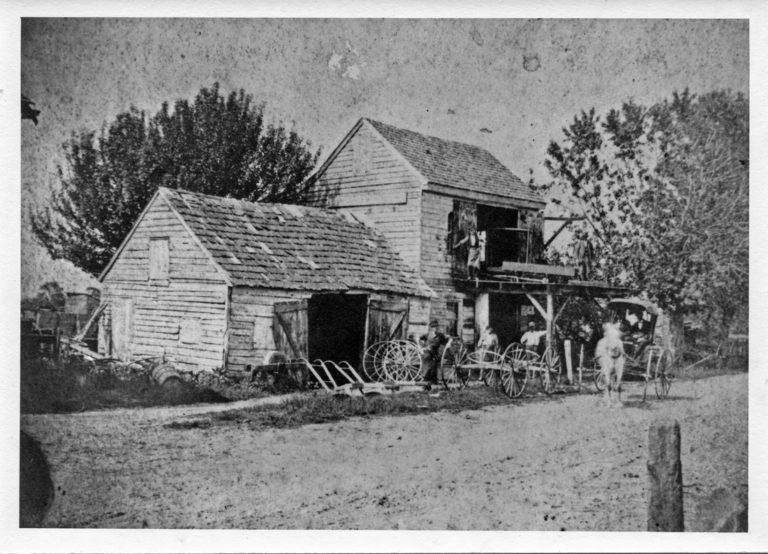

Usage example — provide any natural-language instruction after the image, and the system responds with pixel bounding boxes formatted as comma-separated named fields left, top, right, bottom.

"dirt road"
left=21, top=373, right=747, bottom=530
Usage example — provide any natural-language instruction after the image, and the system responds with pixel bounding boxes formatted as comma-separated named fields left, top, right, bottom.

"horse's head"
left=602, top=321, right=623, bottom=340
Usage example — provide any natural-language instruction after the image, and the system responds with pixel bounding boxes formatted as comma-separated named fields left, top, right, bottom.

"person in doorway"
left=453, top=228, right=482, bottom=281
left=477, top=325, right=499, bottom=360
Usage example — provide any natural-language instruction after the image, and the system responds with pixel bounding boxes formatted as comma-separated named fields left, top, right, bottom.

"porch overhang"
left=453, top=278, right=634, bottom=299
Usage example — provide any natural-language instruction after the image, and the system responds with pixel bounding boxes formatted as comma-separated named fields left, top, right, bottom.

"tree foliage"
left=31, top=83, right=320, bottom=275
left=538, top=89, right=748, bottom=333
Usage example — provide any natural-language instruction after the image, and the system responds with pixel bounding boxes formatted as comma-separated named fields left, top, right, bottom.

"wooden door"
left=365, top=298, right=409, bottom=348
left=452, top=200, right=477, bottom=278
left=111, top=298, right=133, bottom=361
left=273, top=300, right=308, bottom=359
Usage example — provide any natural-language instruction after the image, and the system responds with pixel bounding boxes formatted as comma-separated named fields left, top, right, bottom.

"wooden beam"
left=525, top=293, right=548, bottom=321
left=553, top=296, right=572, bottom=325
left=546, top=292, right=554, bottom=347
left=544, top=220, right=572, bottom=249
left=425, top=183, right=545, bottom=210
left=499, top=261, right=575, bottom=277
left=544, top=216, right=587, bottom=221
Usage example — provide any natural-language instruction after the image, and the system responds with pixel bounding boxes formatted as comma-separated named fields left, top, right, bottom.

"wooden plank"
left=497, top=262, right=575, bottom=277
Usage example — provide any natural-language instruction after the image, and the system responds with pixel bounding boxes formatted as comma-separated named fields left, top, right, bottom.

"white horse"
left=596, top=322, right=625, bottom=402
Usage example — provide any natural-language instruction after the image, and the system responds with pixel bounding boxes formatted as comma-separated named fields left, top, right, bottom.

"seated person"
left=477, top=325, right=499, bottom=361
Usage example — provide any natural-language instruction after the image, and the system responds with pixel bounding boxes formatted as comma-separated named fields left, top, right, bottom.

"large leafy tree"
left=538, top=89, right=748, bottom=339
left=31, top=83, right=320, bottom=275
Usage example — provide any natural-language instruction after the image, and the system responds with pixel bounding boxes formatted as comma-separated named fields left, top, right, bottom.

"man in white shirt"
left=520, top=322, right=543, bottom=352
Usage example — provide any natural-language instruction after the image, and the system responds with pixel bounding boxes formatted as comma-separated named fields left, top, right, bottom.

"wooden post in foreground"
left=647, top=418, right=684, bottom=531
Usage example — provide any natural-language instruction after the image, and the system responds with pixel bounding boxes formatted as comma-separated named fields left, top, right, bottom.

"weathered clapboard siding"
left=226, top=287, right=310, bottom=373
left=312, top=121, right=423, bottom=271
left=107, top=199, right=224, bottom=283
left=100, top=279, right=229, bottom=371
left=101, top=194, right=229, bottom=371
left=226, top=287, right=425, bottom=374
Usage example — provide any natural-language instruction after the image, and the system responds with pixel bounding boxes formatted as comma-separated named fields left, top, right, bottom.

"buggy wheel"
left=655, top=350, right=673, bottom=399
left=539, top=347, right=561, bottom=395
left=501, top=346, right=530, bottom=398
left=382, top=340, right=422, bottom=382
left=483, top=367, right=499, bottom=388
left=593, top=363, right=606, bottom=392
left=363, top=341, right=388, bottom=382
left=441, top=339, right=469, bottom=390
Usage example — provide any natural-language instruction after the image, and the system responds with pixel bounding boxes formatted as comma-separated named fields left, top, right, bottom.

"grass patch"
left=21, top=358, right=230, bottom=414
left=205, top=386, right=515, bottom=431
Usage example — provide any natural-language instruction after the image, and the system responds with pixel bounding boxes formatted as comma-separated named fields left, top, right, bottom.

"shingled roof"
left=107, top=188, right=433, bottom=297
left=363, top=118, right=543, bottom=206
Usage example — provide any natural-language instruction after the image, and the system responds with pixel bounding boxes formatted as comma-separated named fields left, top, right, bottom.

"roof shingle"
left=161, top=188, right=432, bottom=296
left=365, top=118, right=543, bottom=206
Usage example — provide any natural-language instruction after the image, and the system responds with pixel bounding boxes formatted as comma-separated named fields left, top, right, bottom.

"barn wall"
left=310, top=122, right=423, bottom=271
left=227, top=287, right=428, bottom=374
left=418, top=191, right=471, bottom=334
left=227, top=287, right=311, bottom=373
left=100, top=196, right=229, bottom=372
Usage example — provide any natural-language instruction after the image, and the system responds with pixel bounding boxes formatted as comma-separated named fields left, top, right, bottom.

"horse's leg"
left=602, top=359, right=612, bottom=400
left=615, top=357, right=625, bottom=402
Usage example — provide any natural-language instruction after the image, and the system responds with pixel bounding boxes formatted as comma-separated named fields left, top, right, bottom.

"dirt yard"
left=21, top=373, right=747, bottom=530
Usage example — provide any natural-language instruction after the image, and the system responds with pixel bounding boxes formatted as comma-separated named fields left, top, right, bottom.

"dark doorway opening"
left=307, top=294, right=368, bottom=365
left=489, top=293, right=523, bottom=349
left=477, top=205, right=521, bottom=268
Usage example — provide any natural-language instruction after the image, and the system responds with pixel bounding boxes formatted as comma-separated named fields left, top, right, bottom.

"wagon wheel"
left=592, top=358, right=606, bottom=392
left=539, top=346, right=561, bottom=395
left=383, top=340, right=422, bottom=382
left=500, top=345, right=530, bottom=398
left=363, top=341, right=389, bottom=382
left=654, top=349, right=673, bottom=399
left=481, top=344, right=507, bottom=388
left=440, top=339, right=470, bottom=390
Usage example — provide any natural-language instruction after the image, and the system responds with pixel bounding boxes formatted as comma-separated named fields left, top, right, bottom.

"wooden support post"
left=545, top=291, right=554, bottom=349
left=647, top=419, right=684, bottom=532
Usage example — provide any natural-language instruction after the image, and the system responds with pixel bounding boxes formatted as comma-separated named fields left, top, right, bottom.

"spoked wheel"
left=654, top=349, right=673, bottom=399
left=539, top=347, right=561, bottom=395
left=362, top=341, right=388, bottom=382
left=500, top=346, right=531, bottom=398
left=440, top=339, right=470, bottom=390
left=482, top=367, right=500, bottom=388
left=592, top=359, right=606, bottom=392
left=383, top=340, right=422, bottom=382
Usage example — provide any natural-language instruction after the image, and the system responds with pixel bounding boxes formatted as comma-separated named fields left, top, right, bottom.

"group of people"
left=417, top=319, right=556, bottom=382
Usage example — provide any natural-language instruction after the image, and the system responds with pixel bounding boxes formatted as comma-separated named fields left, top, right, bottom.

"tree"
left=35, top=281, right=66, bottom=311
left=538, top=89, right=748, bottom=340
left=31, top=83, right=320, bottom=275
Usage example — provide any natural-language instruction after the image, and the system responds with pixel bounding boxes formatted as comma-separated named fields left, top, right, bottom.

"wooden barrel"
left=151, top=362, right=182, bottom=387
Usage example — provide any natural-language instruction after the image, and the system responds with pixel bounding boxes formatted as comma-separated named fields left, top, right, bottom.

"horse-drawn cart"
left=588, top=298, right=673, bottom=401
left=437, top=337, right=562, bottom=397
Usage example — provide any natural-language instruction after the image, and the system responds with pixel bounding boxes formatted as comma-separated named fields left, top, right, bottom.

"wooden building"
left=310, top=117, right=561, bottom=347
left=99, top=187, right=432, bottom=373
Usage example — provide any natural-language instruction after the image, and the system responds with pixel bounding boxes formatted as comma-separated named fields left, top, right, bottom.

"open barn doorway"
left=489, top=293, right=524, bottom=349
left=307, top=293, right=368, bottom=366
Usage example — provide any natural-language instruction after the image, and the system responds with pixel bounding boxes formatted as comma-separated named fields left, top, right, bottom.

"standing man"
left=520, top=321, right=542, bottom=353
left=420, top=320, right=448, bottom=382
left=454, top=228, right=482, bottom=281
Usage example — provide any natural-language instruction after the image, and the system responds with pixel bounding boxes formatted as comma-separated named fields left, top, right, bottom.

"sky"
left=19, top=17, right=749, bottom=296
